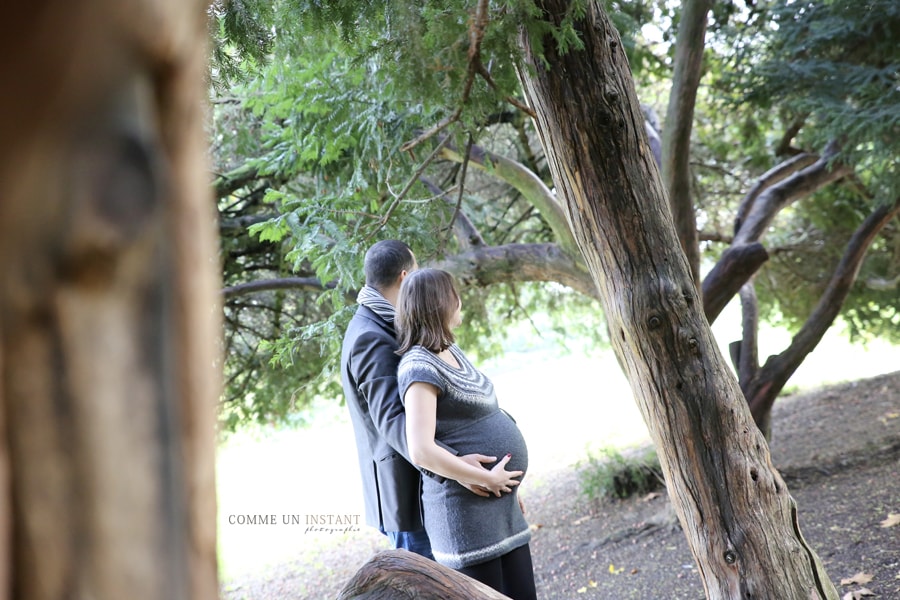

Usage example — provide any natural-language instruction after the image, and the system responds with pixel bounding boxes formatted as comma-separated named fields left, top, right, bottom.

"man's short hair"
left=364, top=240, right=415, bottom=290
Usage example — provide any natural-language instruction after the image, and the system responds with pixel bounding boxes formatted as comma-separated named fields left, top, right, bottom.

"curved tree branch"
left=219, top=214, right=276, bottom=231
left=702, top=142, right=852, bottom=323
left=734, top=152, right=819, bottom=235
left=430, top=243, right=597, bottom=299
left=702, top=242, right=769, bottom=323
left=774, top=114, right=808, bottom=157
left=746, top=195, right=900, bottom=432
left=223, top=277, right=338, bottom=300
left=213, top=161, right=290, bottom=198
left=438, top=143, right=579, bottom=256
left=222, top=243, right=597, bottom=302
left=213, top=162, right=263, bottom=197
left=734, top=142, right=850, bottom=245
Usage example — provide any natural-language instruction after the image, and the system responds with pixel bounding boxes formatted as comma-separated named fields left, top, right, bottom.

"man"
left=341, top=240, right=509, bottom=558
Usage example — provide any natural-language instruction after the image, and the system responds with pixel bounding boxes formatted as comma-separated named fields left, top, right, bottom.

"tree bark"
left=708, top=138, right=896, bottom=434
left=432, top=243, right=596, bottom=298
left=517, top=2, right=837, bottom=599
left=733, top=143, right=850, bottom=246
left=339, top=550, right=510, bottom=600
left=735, top=283, right=761, bottom=388
left=0, top=3, right=220, bottom=599
left=661, top=0, right=713, bottom=291
left=733, top=153, right=818, bottom=235
left=701, top=242, right=769, bottom=323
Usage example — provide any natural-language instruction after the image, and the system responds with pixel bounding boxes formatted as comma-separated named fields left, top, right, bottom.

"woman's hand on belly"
left=480, top=453, right=522, bottom=497
left=457, top=453, right=522, bottom=497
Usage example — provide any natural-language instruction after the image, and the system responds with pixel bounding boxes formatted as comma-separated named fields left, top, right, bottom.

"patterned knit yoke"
left=398, top=344, right=531, bottom=569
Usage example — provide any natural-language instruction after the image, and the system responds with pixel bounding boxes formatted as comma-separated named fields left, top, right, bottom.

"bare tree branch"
left=219, top=214, right=276, bottom=230
left=734, top=152, right=819, bottom=235
left=736, top=282, right=760, bottom=388
left=222, top=243, right=597, bottom=301
left=376, top=134, right=453, bottom=233
left=419, top=178, right=486, bottom=250
left=431, top=243, right=597, bottom=299
left=223, top=277, right=337, bottom=299
left=446, top=134, right=476, bottom=248
left=774, top=114, right=808, bottom=157
left=734, top=142, right=850, bottom=245
left=702, top=242, right=769, bottom=322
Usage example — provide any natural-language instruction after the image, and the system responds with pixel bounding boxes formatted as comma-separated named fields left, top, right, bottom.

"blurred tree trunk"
left=517, top=2, right=838, bottom=599
left=0, top=3, right=220, bottom=600
left=339, top=550, right=510, bottom=600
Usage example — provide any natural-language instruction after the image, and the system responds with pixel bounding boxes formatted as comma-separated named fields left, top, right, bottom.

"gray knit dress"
left=398, top=344, right=531, bottom=569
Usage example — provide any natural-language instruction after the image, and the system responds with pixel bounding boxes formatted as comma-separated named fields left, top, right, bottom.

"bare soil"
left=222, top=371, right=900, bottom=599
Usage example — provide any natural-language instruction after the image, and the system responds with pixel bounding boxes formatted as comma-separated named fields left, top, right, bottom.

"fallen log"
left=338, top=549, right=511, bottom=599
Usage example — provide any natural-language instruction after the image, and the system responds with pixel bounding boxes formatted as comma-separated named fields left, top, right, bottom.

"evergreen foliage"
left=740, top=0, right=900, bottom=199
left=210, top=0, right=900, bottom=431
left=716, top=0, right=900, bottom=340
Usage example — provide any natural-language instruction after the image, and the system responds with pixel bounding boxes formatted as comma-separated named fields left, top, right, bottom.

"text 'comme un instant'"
left=226, top=513, right=361, bottom=534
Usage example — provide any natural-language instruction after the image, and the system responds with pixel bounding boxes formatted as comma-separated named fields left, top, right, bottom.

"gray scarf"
left=356, top=285, right=395, bottom=324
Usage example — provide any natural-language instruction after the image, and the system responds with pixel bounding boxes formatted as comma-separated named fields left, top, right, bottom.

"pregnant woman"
left=395, top=268, right=536, bottom=600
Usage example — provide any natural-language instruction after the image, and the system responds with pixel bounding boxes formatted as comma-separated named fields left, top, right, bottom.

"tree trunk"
left=339, top=550, right=510, bottom=600
left=744, top=196, right=900, bottom=435
left=661, top=0, right=713, bottom=291
left=517, top=3, right=838, bottom=599
left=0, top=3, right=220, bottom=599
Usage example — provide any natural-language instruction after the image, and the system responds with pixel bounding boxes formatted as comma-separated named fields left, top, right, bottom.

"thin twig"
left=475, top=60, right=536, bottom=119
left=445, top=134, right=475, bottom=247
left=370, top=134, right=453, bottom=238
left=399, top=108, right=462, bottom=153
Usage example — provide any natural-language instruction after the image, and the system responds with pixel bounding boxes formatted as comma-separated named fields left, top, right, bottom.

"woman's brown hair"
left=395, top=268, right=460, bottom=355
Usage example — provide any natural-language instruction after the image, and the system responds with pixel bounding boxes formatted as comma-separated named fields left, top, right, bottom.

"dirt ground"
left=221, top=370, right=900, bottom=599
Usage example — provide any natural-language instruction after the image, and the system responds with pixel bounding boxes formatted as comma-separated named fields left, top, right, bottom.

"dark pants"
left=458, top=543, right=537, bottom=600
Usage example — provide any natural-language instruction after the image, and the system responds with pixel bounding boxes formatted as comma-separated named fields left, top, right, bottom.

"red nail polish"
left=506, top=453, right=512, bottom=458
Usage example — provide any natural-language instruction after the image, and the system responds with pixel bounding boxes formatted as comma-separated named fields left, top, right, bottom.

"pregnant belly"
left=438, top=410, right=528, bottom=476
